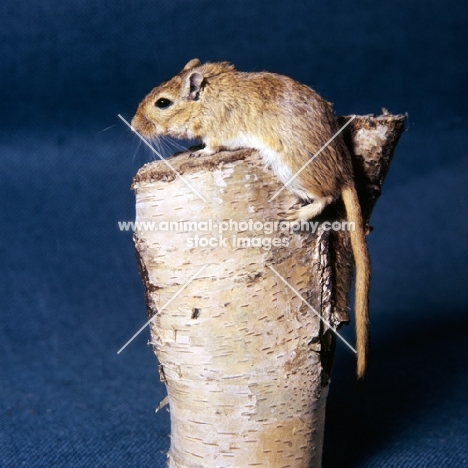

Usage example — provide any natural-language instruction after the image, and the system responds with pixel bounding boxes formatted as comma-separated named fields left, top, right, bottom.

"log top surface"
left=132, top=149, right=253, bottom=188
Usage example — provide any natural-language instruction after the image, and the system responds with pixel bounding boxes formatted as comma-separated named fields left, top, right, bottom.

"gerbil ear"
left=183, top=59, right=201, bottom=71
left=185, top=71, right=204, bottom=101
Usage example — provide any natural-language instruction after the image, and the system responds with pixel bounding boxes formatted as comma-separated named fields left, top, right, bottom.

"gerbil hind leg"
left=287, top=196, right=334, bottom=221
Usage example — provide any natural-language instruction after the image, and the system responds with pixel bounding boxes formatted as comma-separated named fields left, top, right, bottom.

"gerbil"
left=131, top=59, right=370, bottom=378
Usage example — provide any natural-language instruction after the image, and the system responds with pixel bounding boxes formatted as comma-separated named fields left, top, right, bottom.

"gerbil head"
left=131, top=58, right=235, bottom=141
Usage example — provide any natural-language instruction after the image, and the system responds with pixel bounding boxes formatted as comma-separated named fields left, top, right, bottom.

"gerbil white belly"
left=222, top=134, right=290, bottom=180
left=222, top=134, right=312, bottom=199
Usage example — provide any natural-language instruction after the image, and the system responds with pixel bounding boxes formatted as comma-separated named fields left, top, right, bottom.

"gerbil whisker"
left=155, top=137, right=170, bottom=159
left=167, top=138, right=190, bottom=152
left=118, top=114, right=207, bottom=202
left=99, top=124, right=118, bottom=133
left=132, top=139, right=142, bottom=164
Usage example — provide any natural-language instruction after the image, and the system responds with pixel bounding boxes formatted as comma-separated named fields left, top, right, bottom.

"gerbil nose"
left=130, top=113, right=143, bottom=131
left=131, top=113, right=150, bottom=135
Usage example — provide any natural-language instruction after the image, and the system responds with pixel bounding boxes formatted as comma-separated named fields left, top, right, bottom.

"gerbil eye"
left=155, top=98, right=173, bottom=109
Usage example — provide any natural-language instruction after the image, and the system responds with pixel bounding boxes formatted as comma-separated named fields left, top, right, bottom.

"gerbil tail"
left=341, top=185, right=371, bottom=379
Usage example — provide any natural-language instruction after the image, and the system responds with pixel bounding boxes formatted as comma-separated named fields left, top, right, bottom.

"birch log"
left=132, top=112, right=405, bottom=468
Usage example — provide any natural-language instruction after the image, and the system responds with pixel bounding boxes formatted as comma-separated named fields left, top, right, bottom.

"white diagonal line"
left=117, top=265, right=207, bottom=354
left=269, top=115, right=356, bottom=202
left=268, top=265, right=356, bottom=353
left=118, top=114, right=208, bottom=202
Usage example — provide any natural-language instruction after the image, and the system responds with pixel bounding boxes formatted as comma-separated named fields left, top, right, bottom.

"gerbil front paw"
left=188, top=144, right=204, bottom=157
left=189, top=146, right=217, bottom=158
left=189, top=149, right=207, bottom=158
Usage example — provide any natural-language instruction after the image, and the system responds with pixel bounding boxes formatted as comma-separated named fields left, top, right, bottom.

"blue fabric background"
left=1, top=0, right=466, bottom=466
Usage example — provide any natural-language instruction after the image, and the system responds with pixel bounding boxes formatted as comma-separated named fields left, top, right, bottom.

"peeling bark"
left=131, top=113, right=405, bottom=467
